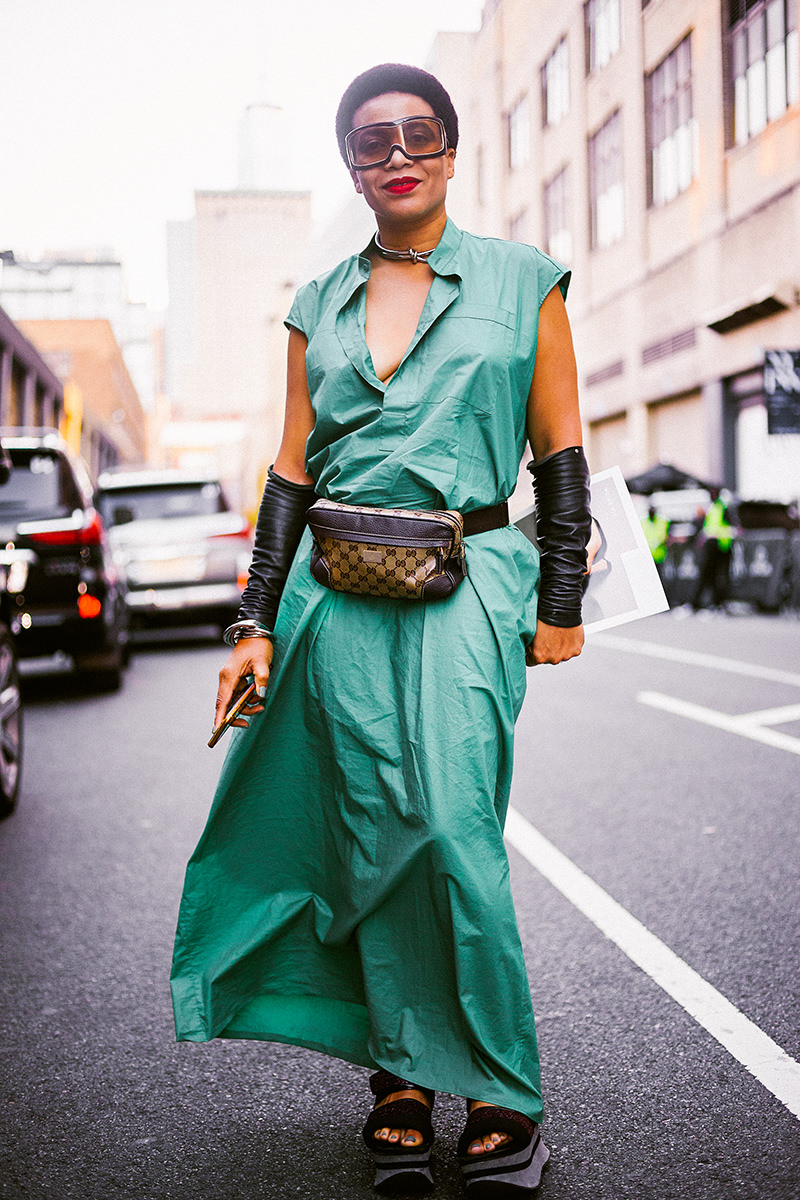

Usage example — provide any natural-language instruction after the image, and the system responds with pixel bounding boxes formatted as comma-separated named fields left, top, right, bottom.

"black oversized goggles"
left=345, top=115, right=448, bottom=170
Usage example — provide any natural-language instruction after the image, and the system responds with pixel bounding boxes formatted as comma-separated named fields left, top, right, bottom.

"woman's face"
left=349, top=91, right=455, bottom=225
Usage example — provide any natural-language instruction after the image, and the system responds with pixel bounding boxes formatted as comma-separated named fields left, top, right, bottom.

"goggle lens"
left=346, top=116, right=447, bottom=169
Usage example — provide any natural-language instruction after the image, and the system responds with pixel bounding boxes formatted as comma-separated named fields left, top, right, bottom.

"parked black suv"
left=0, top=430, right=129, bottom=691
left=0, top=439, right=23, bottom=817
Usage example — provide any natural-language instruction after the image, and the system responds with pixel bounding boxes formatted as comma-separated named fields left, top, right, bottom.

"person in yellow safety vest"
left=642, top=506, right=670, bottom=565
left=692, top=488, right=734, bottom=610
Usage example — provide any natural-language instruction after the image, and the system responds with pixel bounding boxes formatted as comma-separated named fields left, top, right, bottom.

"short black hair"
left=336, top=63, right=459, bottom=165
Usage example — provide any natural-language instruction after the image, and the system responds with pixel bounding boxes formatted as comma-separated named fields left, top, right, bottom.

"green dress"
left=170, top=219, right=569, bottom=1121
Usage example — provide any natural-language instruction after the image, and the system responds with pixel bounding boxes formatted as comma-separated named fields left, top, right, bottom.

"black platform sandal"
left=362, top=1069, right=435, bottom=1195
left=457, top=1101, right=549, bottom=1198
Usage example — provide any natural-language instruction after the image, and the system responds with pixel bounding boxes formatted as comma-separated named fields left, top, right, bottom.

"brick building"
left=0, top=253, right=158, bottom=415
left=0, top=305, right=64, bottom=430
left=15, top=318, right=146, bottom=477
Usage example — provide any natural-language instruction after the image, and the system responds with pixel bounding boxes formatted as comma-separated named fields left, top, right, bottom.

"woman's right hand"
left=213, top=637, right=275, bottom=734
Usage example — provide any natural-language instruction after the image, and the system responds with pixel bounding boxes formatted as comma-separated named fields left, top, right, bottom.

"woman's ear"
left=350, top=169, right=363, bottom=195
left=446, top=149, right=455, bottom=180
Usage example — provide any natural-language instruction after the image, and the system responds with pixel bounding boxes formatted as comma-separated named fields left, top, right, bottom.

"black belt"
left=462, top=501, right=509, bottom=537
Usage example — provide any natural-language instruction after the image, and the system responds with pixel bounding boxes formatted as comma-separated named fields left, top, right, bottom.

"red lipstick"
left=384, top=178, right=420, bottom=194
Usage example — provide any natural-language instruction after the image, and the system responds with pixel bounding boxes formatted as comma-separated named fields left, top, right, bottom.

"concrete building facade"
left=164, top=189, right=312, bottom=513
left=428, top=0, right=800, bottom=501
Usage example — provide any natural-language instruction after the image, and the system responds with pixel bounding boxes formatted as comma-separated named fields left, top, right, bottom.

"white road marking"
left=638, top=691, right=800, bottom=756
left=592, top=633, right=800, bottom=689
left=738, top=702, right=800, bottom=727
left=505, top=806, right=800, bottom=1121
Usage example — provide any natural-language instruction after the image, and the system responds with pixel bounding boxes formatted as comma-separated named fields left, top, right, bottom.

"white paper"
left=512, top=465, right=669, bottom=633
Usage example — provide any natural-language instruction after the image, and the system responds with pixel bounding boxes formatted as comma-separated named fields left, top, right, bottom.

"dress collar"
left=426, top=216, right=463, bottom=277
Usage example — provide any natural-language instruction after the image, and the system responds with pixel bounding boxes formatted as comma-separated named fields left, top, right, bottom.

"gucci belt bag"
left=306, top=498, right=509, bottom=602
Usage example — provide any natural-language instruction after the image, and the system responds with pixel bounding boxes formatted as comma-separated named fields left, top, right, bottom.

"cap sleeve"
left=533, top=248, right=570, bottom=306
left=284, top=279, right=318, bottom=336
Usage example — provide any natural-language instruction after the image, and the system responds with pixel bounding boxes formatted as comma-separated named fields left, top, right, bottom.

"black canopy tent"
left=625, top=462, right=712, bottom=494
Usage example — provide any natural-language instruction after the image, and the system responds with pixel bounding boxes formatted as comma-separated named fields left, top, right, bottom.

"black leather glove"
left=237, top=468, right=318, bottom=630
left=527, top=445, right=592, bottom=628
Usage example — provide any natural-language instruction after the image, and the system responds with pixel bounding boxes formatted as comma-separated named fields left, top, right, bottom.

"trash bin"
left=728, top=530, right=792, bottom=611
left=790, top=532, right=800, bottom=610
left=661, top=542, right=700, bottom=607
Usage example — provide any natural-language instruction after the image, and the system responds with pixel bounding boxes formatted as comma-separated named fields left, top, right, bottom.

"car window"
left=0, top=449, right=83, bottom=518
left=99, top=482, right=227, bottom=524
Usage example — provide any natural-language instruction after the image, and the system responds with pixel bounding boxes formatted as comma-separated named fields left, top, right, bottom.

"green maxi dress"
left=170, top=219, right=570, bottom=1122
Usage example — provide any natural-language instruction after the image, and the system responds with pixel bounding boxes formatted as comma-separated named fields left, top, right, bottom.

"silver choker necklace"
left=374, top=232, right=435, bottom=264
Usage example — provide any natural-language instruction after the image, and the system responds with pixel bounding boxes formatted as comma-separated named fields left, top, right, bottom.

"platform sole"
left=372, top=1149, right=434, bottom=1194
left=460, top=1133, right=550, bottom=1198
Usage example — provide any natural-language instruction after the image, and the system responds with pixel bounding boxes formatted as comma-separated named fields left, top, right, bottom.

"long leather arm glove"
left=528, top=445, right=592, bottom=628
left=236, top=467, right=318, bottom=631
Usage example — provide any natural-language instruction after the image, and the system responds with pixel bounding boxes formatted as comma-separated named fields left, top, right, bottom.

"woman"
left=171, top=63, right=591, bottom=1198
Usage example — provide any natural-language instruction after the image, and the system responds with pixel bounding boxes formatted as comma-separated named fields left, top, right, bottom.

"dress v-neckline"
left=362, top=272, right=437, bottom=389
left=334, top=254, right=462, bottom=394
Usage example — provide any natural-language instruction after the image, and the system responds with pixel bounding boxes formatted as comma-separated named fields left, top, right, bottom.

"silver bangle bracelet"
left=223, top=619, right=275, bottom=647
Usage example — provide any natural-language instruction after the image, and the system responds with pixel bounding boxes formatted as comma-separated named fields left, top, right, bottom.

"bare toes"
left=376, top=1126, right=422, bottom=1146
left=468, top=1132, right=511, bottom=1156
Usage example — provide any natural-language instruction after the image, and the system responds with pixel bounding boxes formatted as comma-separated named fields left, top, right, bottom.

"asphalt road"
left=1, top=610, right=798, bottom=1199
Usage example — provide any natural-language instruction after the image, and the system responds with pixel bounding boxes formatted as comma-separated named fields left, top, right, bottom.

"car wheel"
left=117, top=597, right=133, bottom=666
left=0, top=626, right=23, bottom=818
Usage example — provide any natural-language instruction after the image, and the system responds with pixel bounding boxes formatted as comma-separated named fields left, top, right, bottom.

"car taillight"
left=78, top=594, right=103, bottom=619
left=210, top=518, right=252, bottom=538
left=24, top=510, right=105, bottom=547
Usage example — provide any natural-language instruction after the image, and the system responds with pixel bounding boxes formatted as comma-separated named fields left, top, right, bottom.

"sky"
left=2, top=0, right=484, bottom=310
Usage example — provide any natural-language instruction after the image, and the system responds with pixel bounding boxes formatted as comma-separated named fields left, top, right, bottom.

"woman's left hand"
left=526, top=620, right=584, bottom=666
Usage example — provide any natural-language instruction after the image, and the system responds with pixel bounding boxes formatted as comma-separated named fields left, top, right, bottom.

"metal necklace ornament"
left=374, top=232, right=435, bottom=264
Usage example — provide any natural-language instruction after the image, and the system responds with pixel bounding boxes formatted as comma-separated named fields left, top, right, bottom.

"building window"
left=544, top=167, right=573, bottom=263
left=585, top=0, right=622, bottom=73
left=727, top=0, right=799, bottom=146
left=588, top=110, right=624, bottom=249
left=508, top=94, right=531, bottom=169
left=646, top=34, right=696, bottom=207
left=542, top=38, right=570, bottom=126
left=508, top=209, right=529, bottom=243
